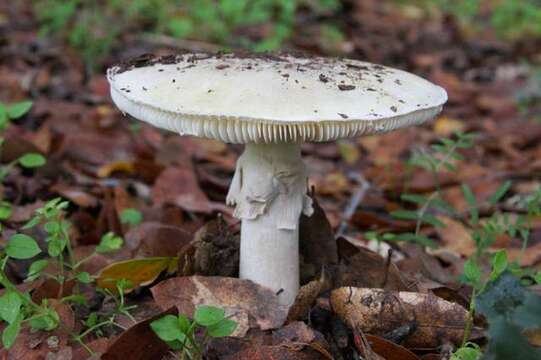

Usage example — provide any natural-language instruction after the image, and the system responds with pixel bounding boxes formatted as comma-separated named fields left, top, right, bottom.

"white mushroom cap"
left=108, top=53, right=447, bottom=143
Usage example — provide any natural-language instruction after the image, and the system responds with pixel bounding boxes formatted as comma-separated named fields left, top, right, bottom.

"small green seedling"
left=120, top=208, right=143, bottom=226
left=151, top=305, right=237, bottom=359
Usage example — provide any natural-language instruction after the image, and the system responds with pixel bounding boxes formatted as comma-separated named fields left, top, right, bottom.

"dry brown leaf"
left=152, top=166, right=213, bottom=213
left=330, top=287, right=470, bottom=348
left=151, top=276, right=288, bottom=337
left=101, top=307, right=177, bottom=360
left=434, top=216, right=475, bottom=257
left=125, top=221, right=193, bottom=258
left=287, top=272, right=328, bottom=322
left=299, top=194, right=338, bottom=282
left=335, top=246, right=410, bottom=292
left=357, top=334, right=420, bottom=360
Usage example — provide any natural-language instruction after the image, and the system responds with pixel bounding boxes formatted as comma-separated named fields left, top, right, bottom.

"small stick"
left=335, top=172, right=370, bottom=238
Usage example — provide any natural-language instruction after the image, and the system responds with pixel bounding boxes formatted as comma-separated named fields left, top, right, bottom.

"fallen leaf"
left=224, top=345, right=328, bottom=360
left=434, top=216, right=475, bottom=257
left=151, top=276, right=288, bottom=337
left=299, top=194, right=338, bottom=282
left=287, top=272, right=328, bottom=322
left=335, top=246, right=410, bottom=291
left=432, top=117, right=466, bottom=137
left=357, top=334, right=420, bottom=360
left=330, top=287, right=471, bottom=348
left=192, top=217, right=240, bottom=277
left=102, top=307, right=177, bottom=360
left=152, top=166, right=213, bottom=214
left=96, top=257, right=177, bottom=293
left=125, top=222, right=193, bottom=258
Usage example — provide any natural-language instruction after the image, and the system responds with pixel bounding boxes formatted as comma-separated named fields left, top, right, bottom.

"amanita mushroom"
left=107, top=53, right=447, bottom=306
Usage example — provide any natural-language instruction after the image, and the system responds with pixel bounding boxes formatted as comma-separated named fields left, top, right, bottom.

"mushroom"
left=107, top=52, right=447, bottom=306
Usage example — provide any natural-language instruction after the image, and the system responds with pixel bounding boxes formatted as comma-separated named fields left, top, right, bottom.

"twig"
left=336, top=172, right=370, bottom=238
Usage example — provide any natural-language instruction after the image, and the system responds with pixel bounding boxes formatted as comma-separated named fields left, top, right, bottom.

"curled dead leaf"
left=330, top=287, right=471, bottom=349
left=287, top=272, right=328, bottom=322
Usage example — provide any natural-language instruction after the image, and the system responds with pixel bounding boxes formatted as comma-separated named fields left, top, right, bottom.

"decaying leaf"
left=96, top=257, right=178, bottom=293
left=299, top=194, right=338, bottom=282
left=124, top=221, right=193, bottom=258
left=191, top=217, right=240, bottom=277
left=151, top=276, right=288, bottom=337
left=102, top=307, right=177, bottom=360
left=287, top=271, right=329, bottom=322
left=152, top=166, right=213, bottom=213
left=335, top=245, right=410, bottom=292
left=356, top=333, right=420, bottom=360
left=330, top=287, right=471, bottom=348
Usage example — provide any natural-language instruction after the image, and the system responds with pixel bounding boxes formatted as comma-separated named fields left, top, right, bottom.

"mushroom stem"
left=226, top=142, right=314, bottom=306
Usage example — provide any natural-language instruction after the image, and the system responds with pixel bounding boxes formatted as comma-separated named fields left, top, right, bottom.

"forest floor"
left=0, top=1, right=540, bottom=359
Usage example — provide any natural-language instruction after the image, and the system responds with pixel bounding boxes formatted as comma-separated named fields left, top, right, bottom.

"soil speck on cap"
left=338, top=84, right=355, bottom=91
left=338, top=113, right=348, bottom=119
left=390, top=106, right=398, bottom=112
left=216, top=64, right=229, bottom=70
left=395, top=79, right=402, bottom=85
left=319, top=74, right=329, bottom=83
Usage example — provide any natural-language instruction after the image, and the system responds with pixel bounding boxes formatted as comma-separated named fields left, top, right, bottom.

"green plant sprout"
left=33, top=0, right=342, bottom=72
left=0, top=197, right=128, bottom=350
left=120, top=208, right=143, bottom=226
left=382, top=131, right=476, bottom=248
left=151, top=305, right=238, bottom=360
left=0, top=101, right=45, bottom=223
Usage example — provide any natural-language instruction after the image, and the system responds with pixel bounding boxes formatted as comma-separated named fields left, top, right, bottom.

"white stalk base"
left=226, top=143, right=313, bottom=306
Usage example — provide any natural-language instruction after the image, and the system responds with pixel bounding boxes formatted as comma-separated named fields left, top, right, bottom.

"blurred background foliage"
left=29, top=0, right=541, bottom=72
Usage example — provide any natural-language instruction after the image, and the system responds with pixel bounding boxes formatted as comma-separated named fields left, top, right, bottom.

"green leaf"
left=207, top=319, right=237, bottom=337
left=26, top=259, right=49, bottom=282
left=23, top=215, right=42, bottom=230
left=96, top=232, right=123, bottom=253
left=43, top=221, right=60, bottom=234
left=419, top=213, right=446, bottom=228
left=490, top=250, right=508, bottom=281
left=177, top=314, right=191, bottom=333
left=0, top=201, right=12, bottom=220
left=6, top=101, right=32, bottom=119
left=488, top=180, right=512, bottom=205
left=400, top=194, right=428, bottom=205
left=451, top=343, right=481, bottom=360
left=194, top=305, right=225, bottom=326
left=6, top=234, right=41, bottom=259
left=476, top=273, right=526, bottom=320
left=29, top=308, right=59, bottom=331
left=390, top=232, right=438, bottom=248
left=483, top=317, right=541, bottom=360
left=534, top=272, right=541, bottom=285
left=18, top=153, right=46, bottom=168
left=47, top=236, right=66, bottom=257
left=390, top=210, right=418, bottom=221
left=61, top=294, right=87, bottom=305
left=150, top=315, right=185, bottom=342
left=463, top=258, right=481, bottom=288
left=0, top=105, right=7, bottom=129
left=75, top=272, right=92, bottom=284
left=2, top=316, right=21, bottom=349
left=462, top=184, right=479, bottom=224
left=0, top=291, right=22, bottom=324
left=120, top=208, right=143, bottom=226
